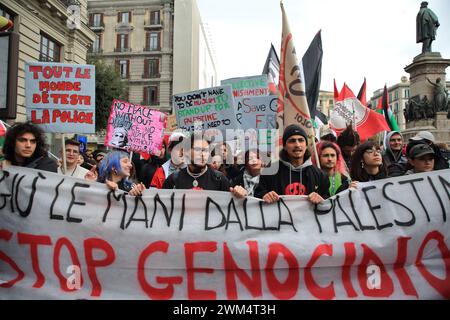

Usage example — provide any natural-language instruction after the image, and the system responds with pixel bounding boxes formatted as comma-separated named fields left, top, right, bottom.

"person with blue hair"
left=87, top=150, right=145, bottom=196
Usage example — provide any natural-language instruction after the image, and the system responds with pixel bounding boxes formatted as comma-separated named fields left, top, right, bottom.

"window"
left=328, top=99, right=333, bottom=106
left=40, top=34, right=61, bottom=62
left=150, top=10, right=160, bottom=25
left=117, top=60, right=129, bottom=79
left=90, top=13, right=103, bottom=27
left=144, top=86, right=158, bottom=106
left=394, top=90, right=399, bottom=100
left=92, top=34, right=102, bottom=53
left=144, top=59, right=160, bottom=78
left=404, top=89, right=410, bottom=99
left=146, top=32, right=160, bottom=51
left=394, top=102, right=398, bottom=114
left=389, top=93, right=392, bottom=103
left=118, top=12, right=131, bottom=24
left=116, top=34, right=129, bottom=51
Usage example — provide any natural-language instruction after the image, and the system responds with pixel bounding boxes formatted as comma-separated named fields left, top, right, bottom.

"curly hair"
left=314, top=141, right=348, bottom=177
left=337, top=124, right=360, bottom=149
left=350, top=141, right=387, bottom=181
left=3, top=122, right=48, bottom=165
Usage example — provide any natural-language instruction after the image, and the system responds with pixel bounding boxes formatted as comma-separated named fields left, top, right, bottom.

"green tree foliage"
left=88, top=57, right=128, bottom=132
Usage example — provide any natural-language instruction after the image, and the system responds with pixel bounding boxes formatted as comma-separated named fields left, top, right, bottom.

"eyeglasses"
left=364, top=149, right=381, bottom=155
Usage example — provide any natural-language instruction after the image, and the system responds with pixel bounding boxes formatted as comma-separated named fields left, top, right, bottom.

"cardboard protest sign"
left=221, top=75, right=269, bottom=98
left=166, top=114, right=178, bottom=133
left=25, top=61, right=95, bottom=133
left=105, top=99, right=166, bottom=154
left=173, top=85, right=238, bottom=139
left=1, top=166, right=450, bottom=300
left=235, top=95, right=278, bottom=151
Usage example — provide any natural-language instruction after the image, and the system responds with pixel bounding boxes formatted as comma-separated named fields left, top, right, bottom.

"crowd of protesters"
left=1, top=121, right=449, bottom=204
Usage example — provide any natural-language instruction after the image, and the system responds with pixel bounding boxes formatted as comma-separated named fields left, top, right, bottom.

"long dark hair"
left=350, top=141, right=387, bottom=181
left=3, top=122, right=49, bottom=165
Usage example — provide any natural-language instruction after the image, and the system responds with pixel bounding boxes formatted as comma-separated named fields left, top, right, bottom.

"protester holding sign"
left=163, top=134, right=247, bottom=198
left=350, top=141, right=388, bottom=182
left=57, top=139, right=89, bottom=179
left=255, top=124, right=330, bottom=204
left=1, top=122, right=57, bottom=172
left=88, top=150, right=145, bottom=196
left=150, top=132, right=186, bottom=189
left=314, top=141, right=356, bottom=196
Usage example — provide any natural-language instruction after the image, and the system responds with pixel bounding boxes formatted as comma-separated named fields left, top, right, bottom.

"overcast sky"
left=196, top=0, right=450, bottom=98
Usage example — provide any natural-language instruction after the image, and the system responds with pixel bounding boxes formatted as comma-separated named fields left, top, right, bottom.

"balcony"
left=144, top=21, right=163, bottom=30
left=114, top=47, right=132, bottom=53
left=89, top=22, right=105, bottom=32
left=88, top=48, right=103, bottom=54
left=143, top=47, right=160, bottom=52
left=142, top=73, right=160, bottom=79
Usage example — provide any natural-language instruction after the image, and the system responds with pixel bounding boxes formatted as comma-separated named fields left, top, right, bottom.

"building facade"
left=1, top=0, right=96, bottom=122
left=317, top=90, right=334, bottom=118
left=173, top=0, right=218, bottom=95
left=87, top=0, right=218, bottom=113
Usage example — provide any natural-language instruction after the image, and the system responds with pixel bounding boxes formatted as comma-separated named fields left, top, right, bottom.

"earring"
left=361, top=162, right=365, bottom=169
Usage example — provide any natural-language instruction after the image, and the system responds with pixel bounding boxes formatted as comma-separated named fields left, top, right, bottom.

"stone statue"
left=416, top=2, right=440, bottom=54
left=427, top=77, right=448, bottom=112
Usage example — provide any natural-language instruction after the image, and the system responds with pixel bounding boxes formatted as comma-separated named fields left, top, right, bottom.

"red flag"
left=357, top=77, right=367, bottom=106
left=330, top=84, right=390, bottom=141
left=0, top=120, right=6, bottom=136
left=333, top=79, right=339, bottom=100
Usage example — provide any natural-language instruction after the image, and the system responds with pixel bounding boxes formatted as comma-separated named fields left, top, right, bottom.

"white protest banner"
left=105, top=99, right=166, bottom=154
left=221, top=75, right=269, bottom=98
left=25, top=61, right=95, bottom=133
left=173, top=85, right=238, bottom=138
left=1, top=167, right=449, bottom=300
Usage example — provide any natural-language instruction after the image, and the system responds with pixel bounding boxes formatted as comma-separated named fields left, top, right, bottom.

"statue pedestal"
left=403, top=112, right=450, bottom=145
left=404, top=52, right=450, bottom=102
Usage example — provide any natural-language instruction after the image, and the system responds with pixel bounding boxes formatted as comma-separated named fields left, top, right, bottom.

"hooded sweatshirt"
left=254, top=153, right=330, bottom=199
left=383, top=131, right=408, bottom=177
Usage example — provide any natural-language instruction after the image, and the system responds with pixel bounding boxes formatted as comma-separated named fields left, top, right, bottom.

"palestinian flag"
left=376, top=85, right=400, bottom=131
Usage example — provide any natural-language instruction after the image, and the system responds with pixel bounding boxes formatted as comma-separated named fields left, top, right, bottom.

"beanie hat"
left=282, top=124, right=308, bottom=146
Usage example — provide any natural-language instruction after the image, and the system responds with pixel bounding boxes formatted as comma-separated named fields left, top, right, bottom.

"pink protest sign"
left=105, top=99, right=167, bottom=154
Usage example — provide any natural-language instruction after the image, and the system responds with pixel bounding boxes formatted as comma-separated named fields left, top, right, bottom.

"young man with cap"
left=407, top=131, right=449, bottom=170
left=150, top=132, right=186, bottom=189
left=382, top=131, right=408, bottom=177
left=254, top=124, right=330, bottom=204
left=406, top=143, right=435, bottom=174
left=163, top=134, right=247, bottom=198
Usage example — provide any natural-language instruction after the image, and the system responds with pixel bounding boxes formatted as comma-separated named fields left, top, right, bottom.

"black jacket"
left=163, top=167, right=230, bottom=191
left=254, top=156, right=330, bottom=199
left=25, top=156, right=58, bottom=173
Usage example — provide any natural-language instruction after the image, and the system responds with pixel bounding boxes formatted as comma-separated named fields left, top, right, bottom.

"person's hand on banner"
left=129, top=182, right=146, bottom=197
left=263, top=191, right=280, bottom=204
left=105, top=179, right=118, bottom=191
left=84, top=165, right=98, bottom=181
left=230, top=186, right=248, bottom=199
left=308, top=192, right=324, bottom=204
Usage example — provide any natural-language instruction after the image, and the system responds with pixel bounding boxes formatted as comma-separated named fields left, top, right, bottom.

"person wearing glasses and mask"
left=350, top=141, right=388, bottom=182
